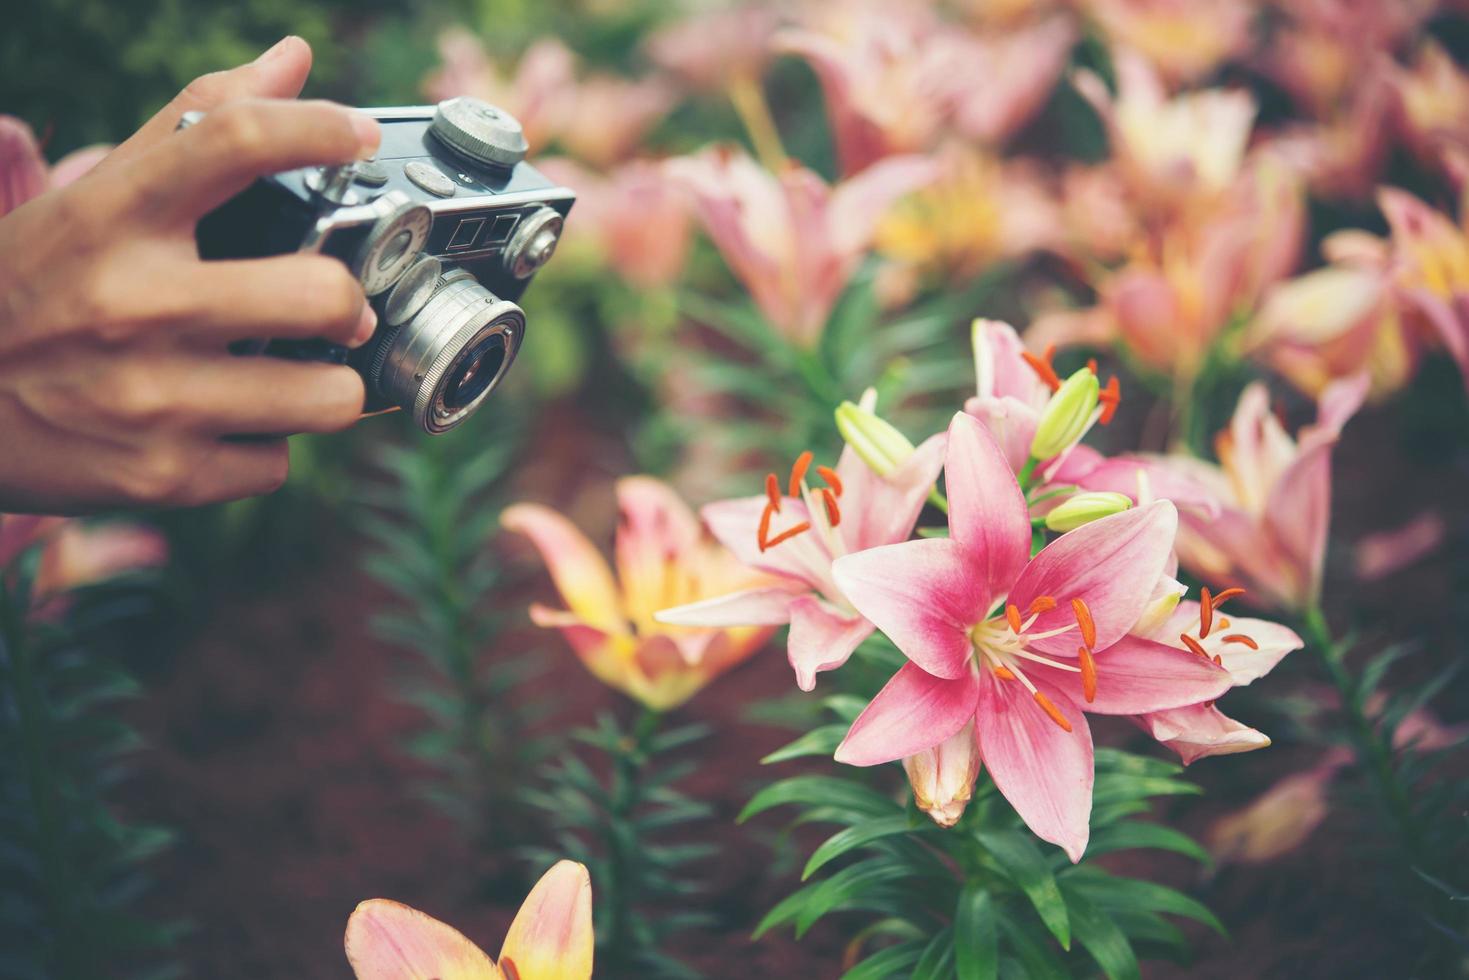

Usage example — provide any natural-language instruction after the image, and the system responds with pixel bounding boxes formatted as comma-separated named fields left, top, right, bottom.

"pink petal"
left=835, top=662, right=981, bottom=766
left=944, top=413, right=1032, bottom=598
left=1263, top=442, right=1332, bottom=610
left=832, top=538, right=990, bottom=680
left=1354, top=511, right=1448, bottom=582
left=1053, top=449, right=1222, bottom=519
left=1025, top=634, right=1232, bottom=715
left=615, top=476, right=703, bottom=626
left=787, top=594, right=874, bottom=691
left=1198, top=613, right=1302, bottom=684
left=502, top=504, right=625, bottom=635
left=975, top=672, right=1094, bottom=863
left=972, top=319, right=1051, bottom=406
left=499, top=860, right=595, bottom=980
left=1010, top=501, right=1179, bottom=657
left=834, top=432, right=947, bottom=553
left=828, top=154, right=940, bottom=256
left=963, top=395, right=1040, bottom=474
left=654, top=585, right=803, bottom=628
left=1138, top=703, right=1271, bottom=765
left=343, top=899, right=499, bottom=979
left=0, top=116, right=48, bottom=217
left=701, top=496, right=835, bottom=594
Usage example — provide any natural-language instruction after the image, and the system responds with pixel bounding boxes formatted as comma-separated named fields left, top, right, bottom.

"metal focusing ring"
left=374, top=270, right=525, bottom=434
left=352, top=199, right=432, bottom=296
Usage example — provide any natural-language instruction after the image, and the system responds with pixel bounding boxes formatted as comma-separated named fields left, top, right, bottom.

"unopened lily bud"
left=1133, top=576, right=1188, bottom=636
left=903, top=720, right=980, bottom=828
left=836, top=400, right=915, bottom=477
left=1030, top=368, right=1099, bottom=460
left=1044, top=491, right=1133, bottom=532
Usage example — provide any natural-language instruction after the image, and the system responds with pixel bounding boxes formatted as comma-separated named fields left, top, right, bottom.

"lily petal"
left=1026, top=634, right=1232, bottom=715
left=1010, top=501, right=1179, bottom=657
left=499, top=860, right=595, bottom=980
left=503, top=504, right=625, bottom=636
left=833, top=538, right=990, bottom=680
left=655, top=585, right=803, bottom=628
left=834, top=432, right=947, bottom=554
left=787, top=594, right=874, bottom=691
left=614, top=477, right=703, bottom=627
left=963, top=395, right=1041, bottom=474
left=835, top=662, right=981, bottom=767
left=1138, top=703, right=1271, bottom=765
left=344, top=899, right=501, bottom=980
left=976, top=672, right=1094, bottom=863
left=701, top=496, right=835, bottom=593
left=945, top=412, right=1032, bottom=598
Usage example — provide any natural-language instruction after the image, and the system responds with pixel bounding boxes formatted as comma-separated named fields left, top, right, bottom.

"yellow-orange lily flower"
left=345, top=860, right=594, bottom=980
left=502, top=477, right=781, bottom=711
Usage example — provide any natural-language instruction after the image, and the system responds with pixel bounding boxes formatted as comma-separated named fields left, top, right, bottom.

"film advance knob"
left=430, top=97, right=529, bottom=170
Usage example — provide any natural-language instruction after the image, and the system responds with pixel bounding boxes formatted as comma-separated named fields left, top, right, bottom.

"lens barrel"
left=371, top=270, right=524, bottom=433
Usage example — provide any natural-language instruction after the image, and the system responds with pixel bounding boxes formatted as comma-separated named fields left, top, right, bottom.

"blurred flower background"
left=4, top=0, right=1469, bottom=977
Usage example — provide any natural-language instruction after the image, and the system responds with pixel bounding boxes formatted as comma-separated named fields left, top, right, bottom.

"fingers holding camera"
left=182, top=254, right=377, bottom=348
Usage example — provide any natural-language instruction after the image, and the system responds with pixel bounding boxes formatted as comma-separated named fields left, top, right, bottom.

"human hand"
left=0, top=37, right=381, bottom=514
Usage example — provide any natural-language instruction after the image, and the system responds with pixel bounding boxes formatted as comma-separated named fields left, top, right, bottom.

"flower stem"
left=1301, top=605, right=1427, bottom=868
left=602, top=706, right=662, bottom=973
left=727, top=74, right=787, bottom=172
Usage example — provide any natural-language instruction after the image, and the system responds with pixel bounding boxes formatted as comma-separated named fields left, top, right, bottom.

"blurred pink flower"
left=1059, top=164, right=1143, bottom=263
left=1274, top=0, right=1434, bottom=53
left=554, top=74, right=677, bottom=170
left=1207, top=754, right=1346, bottom=864
left=940, top=16, right=1077, bottom=147
left=669, top=146, right=936, bottom=347
left=1080, top=0, right=1257, bottom=86
left=830, top=414, right=1228, bottom=856
left=1, top=115, right=110, bottom=217
left=423, top=33, right=575, bottom=153
left=2, top=515, right=168, bottom=621
left=1164, top=374, right=1370, bottom=612
left=502, top=477, right=777, bottom=711
left=657, top=436, right=945, bottom=691
left=536, top=158, right=692, bottom=290
left=1375, top=186, right=1469, bottom=393
left=1262, top=27, right=1356, bottom=119
left=645, top=5, right=782, bottom=91
left=1269, top=73, right=1394, bottom=201
left=1392, top=41, right=1469, bottom=186
left=1354, top=511, right=1448, bottom=582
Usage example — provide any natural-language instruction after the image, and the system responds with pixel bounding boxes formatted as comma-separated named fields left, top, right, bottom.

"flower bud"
left=1044, top=491, right=1133, bottom=533
left=1132, top=576, right=1188, bottom=637
left=1030, top=368, right=1099, bottom=460
left=836, top=400, right=915, bottom=477
left=903, top=720, right=980, bottom=828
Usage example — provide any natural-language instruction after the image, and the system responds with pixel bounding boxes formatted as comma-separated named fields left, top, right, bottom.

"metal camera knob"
left=503, top=206, right=564, bottom=280
left=430, top=97, right=529, bottom=171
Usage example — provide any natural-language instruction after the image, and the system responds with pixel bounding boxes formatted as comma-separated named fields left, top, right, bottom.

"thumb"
left=104, top=36, right=315, bottom=168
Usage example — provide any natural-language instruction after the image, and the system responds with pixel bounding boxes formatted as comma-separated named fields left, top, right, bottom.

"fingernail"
left=352, top=303, right=378, bottom=347
left=255, top=36, right=296, bottom=64
left=349, top=113, right=381, bottom=159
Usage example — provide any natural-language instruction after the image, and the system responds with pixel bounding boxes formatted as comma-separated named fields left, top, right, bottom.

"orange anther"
left=1218, top=617, right=1231, bottom=629
left=1033, top=691, right=1073, bottom=732
left=1071, top=597, right=1096, bottom=649
left=1179, top=633, right=1210, bottom=659
left=1086, top=357, right=1098, bottom=375
left=1222, top=634, right=1258, bottom=649
left=1199, top=587, right=1214, bottom=638
left=1021, top=350, right=1062, bottom=392
left=1078, top=645, right=1097, bottom=703
left=821, top=487, right=841, bottom=528
left=1211, top=587, right=1246, bottom=609
left=1027, top=595, right=1058, bottom=615
left=1098, top=376, right=1121, bottom=425
left=1213, top=654, right=1223, bottom=666
left=757, top=501, right=775, bottom=552
left=816, top=465, right=843, bottom=496
left=1006, top=603, right=1023, bottom=633
left=788, top=451, right=814, bottom=497
left=764, top=473, right=782, bottom=511
left=994, top=666, right=1017, bottom=681
left=763, top=521, right=811, bottom=550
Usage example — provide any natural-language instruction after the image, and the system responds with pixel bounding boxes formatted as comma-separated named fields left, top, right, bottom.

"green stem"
left=1016, top=457, right=1039, bottom=492
left=1301, top=606, right=1427, bottom=867
left=603, top=706, right=662, bottom=972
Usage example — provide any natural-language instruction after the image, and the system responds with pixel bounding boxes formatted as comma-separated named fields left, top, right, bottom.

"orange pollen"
left=1218, top=617, right=1231, bottom=629
left=1078, top=645, right=1097, bottom=703
left=788, top=451, right=814, bottom=497
left=1098, top=376, right=1121, bottom=425
left=1211, top=587, right=1246, bottom=610
left=764, top=473, right=782, bottom=512
left=1071, top=597, right=1096, bottom=649
left=1006, top=603, right=1023, bottom=633
left=1179, top=633, right=1211, bottom=659
left=1027, top=595, right=1058, bottom=615
left=1223, top=634, right=1258, bottom=649
left=816, top=465, right=843, bottom=496
left=1034, top=691, right=1073, bottom=732
left=1199, top=587, right=1214, bottom=637
left=1021, top=350, right=1062, bottom=392
left=1213, top=654, right=1223, bottom=666
left=757, top=502, right=775, bottom=552
left=1086, top=357, right=1098, bottom=375
left=994, top=666, right=1017, bottom=681
left=821, top=487, right=842, bottom=527
left=763, top=520, right=810, bottom=550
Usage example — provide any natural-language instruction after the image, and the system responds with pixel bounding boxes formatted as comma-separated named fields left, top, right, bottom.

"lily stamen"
left=757, top=502, right=774, bottom=551
left=1021, top=343, right=1062, bottom=392
left=821, top=488, right=842, bottom=528
left=1071, top=597, right=1097, bottom=649
left=816, top=465, right=843, bottom=495
left=1078, top=644, right=1097, bottom=703
left=1223, top=634, right=1258, bottom=649
left=1033, top=690, right=1073, bottom=732
left=994, top=665, right=1017, bottom=681
left=788, top=451, right=814, bottom=497
left=764, top=473, right=782, bottom=511
left=1006, top=603, right=1023, bottom=633
left=1098, top=376, right=1121, bottom=425
left=1199, top=587, right=1214, bottom=637
left=762, top=520, right=811, bottom=551
left=1179, top=633, right=1211, bottom=659
left=1027, top=595, right=1057, bottom=615
left=1211, top=587, right=1246, bottom=609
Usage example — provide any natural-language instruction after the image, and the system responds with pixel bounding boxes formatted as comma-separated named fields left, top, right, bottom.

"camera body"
left=193, top=98, right=574, bottom=433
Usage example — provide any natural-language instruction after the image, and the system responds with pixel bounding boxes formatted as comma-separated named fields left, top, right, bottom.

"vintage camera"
left=191, top=97, right=574, bottom=433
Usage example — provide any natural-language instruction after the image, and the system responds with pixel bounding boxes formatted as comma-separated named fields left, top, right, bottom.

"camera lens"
left=371, top=270, right=524, bottom=434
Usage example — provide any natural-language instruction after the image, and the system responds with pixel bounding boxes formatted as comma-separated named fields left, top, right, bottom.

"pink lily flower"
left=1373, top=187, right=1469, bottom=394
left=346, top=859, right=593, bottom=980
left=553, top=74, right=677, bottom=171
left=830, top=414, right=1230, bottom=859
left=1079, top=0, right=1258, bottom=87
left=502, top=477, right=777, bottom=711
left=1354, top=511, right=1447, bottom=583
left=535, top=158, right=692, bottom=290
left=938, top=16, right=1077, bottom=148
left=1162, top=374, right=1369, bottom=612
left=656, top=437, right=946, bottom=691
left=1391, top=40, right=1469, bottom=186
left=1206, top=753, right=1347, bottom=865
left=668, top=146, right=936, bottom=348
left=1, top=115, right=110, bottom=217
left=645, top=5, right=782, bottom=93
left=1132, top=595, right=1303, bottom=764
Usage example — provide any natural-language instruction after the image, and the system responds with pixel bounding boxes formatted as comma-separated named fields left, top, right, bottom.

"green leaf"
left=804, top=816, right=922, bottom=879
left=739, top=776, right=901, bottom=824
left=1084, top=822, right=1211, bottom=866
left=1067, top=871, right=1226, bottom=936
left=977, top=829, right=1070, bottom=950
left=911, top=926, right=955, bottom=980
left=762, top=724, right=848, bottom=764
left=1062, top=885, right=1141, bottom=980
left=954, top=884, right=999, bottom=980
left=998, top=914, right=1070, bottom=980
left=839, top=939, right=925, bottom=980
